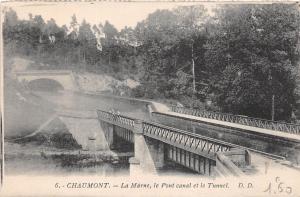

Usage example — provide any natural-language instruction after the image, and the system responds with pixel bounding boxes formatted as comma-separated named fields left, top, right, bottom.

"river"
left=5, top=90, right=195, bottom=176
left=32, top=91, right=149, bottom=120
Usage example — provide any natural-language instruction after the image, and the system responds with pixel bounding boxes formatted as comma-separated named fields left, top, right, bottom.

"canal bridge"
left=96, top=109, right=251, bottom=177
left=46, top=97, right=300, bottom=177
left=27, top=108, right=250, bottom=177
left=13, top=70, right=300, bottom=177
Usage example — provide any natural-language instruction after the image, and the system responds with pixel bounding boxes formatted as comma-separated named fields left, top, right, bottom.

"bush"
left=131, top=85, right=145, bottom=98
left=178, top=95, right=205, bottom=109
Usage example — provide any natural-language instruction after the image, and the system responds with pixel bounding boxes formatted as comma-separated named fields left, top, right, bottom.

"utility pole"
left=191, top=41, right=196, bottom=94
left=269, top=69, right=275, bottom=121
left=189, top=6, right=196, bottom=95
left=271, top=94, right=275, bottom=121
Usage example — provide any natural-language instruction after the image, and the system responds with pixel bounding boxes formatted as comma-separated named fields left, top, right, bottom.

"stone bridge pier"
left=129, top=120, right=165, bottom=175
left=100, top=118, right=165, bottom=175
left=59, top=116, right=109, bottom=151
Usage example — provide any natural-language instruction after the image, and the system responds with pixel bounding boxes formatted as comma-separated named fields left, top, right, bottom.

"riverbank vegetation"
left=3, top=4, right=300, bottom=121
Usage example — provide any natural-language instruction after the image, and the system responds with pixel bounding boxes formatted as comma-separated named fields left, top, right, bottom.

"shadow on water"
left=5, top=141, right=130, bottom=176
left=5, top=120, right=130, bottom=176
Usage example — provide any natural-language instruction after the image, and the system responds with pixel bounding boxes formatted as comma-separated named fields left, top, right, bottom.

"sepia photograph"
left=0, top=1, right=300, bottom=196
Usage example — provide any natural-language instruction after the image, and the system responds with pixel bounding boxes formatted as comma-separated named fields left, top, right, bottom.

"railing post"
left=245, top=150, right=251, bottom=165
left=147, top=104, right=153, bottom=118
left=133, top=119, right=143, bottom=134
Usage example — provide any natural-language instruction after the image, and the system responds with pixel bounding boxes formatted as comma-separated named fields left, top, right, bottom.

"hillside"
left=75, top=72, right=139, bottom=96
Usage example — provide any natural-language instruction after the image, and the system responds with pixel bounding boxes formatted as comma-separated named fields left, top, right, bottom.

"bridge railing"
left=97, top=109, right=238, bottom=160
left=171, top=106, right=300, bottom=135
left=97, top=110, right=135, bottom=130
left=143, top=122, right=236, bottom=159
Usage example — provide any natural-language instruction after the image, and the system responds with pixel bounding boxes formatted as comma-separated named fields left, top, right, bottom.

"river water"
left=5, top=142, right=130, bottom=176
left=33, top=91, right=149, bottom=120
left=5, top=90, right=194, bottom=176
left=5, top=90, right=143, bottom=176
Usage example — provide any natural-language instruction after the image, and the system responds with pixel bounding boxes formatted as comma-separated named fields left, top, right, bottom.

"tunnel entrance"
left=28, top=78, right=64, bottom=92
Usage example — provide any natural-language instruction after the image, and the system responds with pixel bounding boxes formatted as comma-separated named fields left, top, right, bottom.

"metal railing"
left=97, top=109, right=238, bottom=160
left=97, top=110, right=135, bottom=130
left=143, top=122, right=237, bottom=160
left=171, top=106, right=300, bottom=135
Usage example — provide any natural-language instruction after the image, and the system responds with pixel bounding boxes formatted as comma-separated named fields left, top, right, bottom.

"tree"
left=92, top=24, right=105, bottom=52
left=68, top=14, right=79, bottom=39
left=78, top=20, right=98, bottom=66
left=205, top=4, right=300, bottom=121
left=65, top=14, right=81, bottom=65
left=134, top=9, right=181, bottom=98
left=134, top=7, right=209, bottom=100
left=174, top=6, right=209, bottom=94
left=3, top=8, right=18, bottom=28
left=102, top=21, right=119, bottom=65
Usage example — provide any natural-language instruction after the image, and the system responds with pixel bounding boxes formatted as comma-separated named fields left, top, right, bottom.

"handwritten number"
left=286, top=187, right=292, bottom=194
left=263, top=177, right=292, bottom=195
left=263, top=183, right=272, bottom=194
left=278, top=183, right=283, bottom=193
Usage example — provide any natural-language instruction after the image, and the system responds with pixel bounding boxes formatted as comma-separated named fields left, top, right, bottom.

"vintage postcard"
left=0, top=1, right=300, bottom=196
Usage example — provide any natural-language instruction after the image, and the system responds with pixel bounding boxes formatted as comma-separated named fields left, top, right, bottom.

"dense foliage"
left=205, top=5, right=300, bottom=120
left=3, top=4, right=300, bottom=121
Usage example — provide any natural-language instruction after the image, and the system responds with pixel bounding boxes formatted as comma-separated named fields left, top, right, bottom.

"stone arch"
left=16, top=70, right=78, bottom=91
left=27, top=78, right=64, bottom=91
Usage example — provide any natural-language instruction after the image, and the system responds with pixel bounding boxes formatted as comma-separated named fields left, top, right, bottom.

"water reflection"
left=5, top=90, right=151, bottom=176
left=5, top=142, right=130, bottom=176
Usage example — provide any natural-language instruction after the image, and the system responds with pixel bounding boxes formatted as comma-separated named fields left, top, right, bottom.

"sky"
left=4, top=2, right=215, bottom=30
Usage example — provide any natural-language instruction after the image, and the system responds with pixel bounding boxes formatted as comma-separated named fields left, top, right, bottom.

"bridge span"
left=96, top=109, right=251, bottom=177
left=17, top=107, right=251, bottom=177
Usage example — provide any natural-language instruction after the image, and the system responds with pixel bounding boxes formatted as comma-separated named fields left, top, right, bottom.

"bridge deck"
left=164, top=111, right=300, bottom=142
